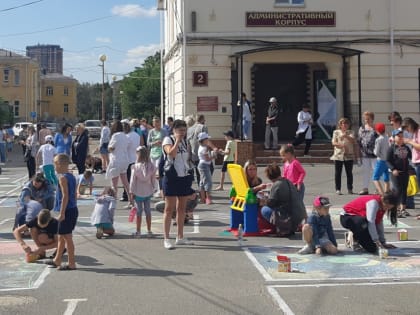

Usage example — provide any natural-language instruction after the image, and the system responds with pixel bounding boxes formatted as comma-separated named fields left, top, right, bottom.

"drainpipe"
left=182, top=0, right=186, bottom=119
left=390, top=0, right=395, bottom=111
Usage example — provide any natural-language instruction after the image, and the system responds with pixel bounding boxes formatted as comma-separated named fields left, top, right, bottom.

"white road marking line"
left=242, top=247, right=272, bottom=281
left=0, top=218, right=14, bottom=226
left=269, top=281, right=420, bottom=288
left=266, top=285, right=295, bottom=315
left=63, top=299, right=87, bottom=315
left=32, top=266, right=51, bottom=289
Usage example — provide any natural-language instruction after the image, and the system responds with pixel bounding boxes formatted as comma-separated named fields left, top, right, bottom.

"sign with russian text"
left=246, top=11, right=335, bottom=27
left=197, top=96, right=218, bottom=112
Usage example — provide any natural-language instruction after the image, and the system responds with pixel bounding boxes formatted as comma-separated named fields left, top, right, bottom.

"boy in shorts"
left=298, top=196, right=338, bottom=255
left=214, top=130, right=237, bottom=191
left=47, top=154, right=78, bottom=270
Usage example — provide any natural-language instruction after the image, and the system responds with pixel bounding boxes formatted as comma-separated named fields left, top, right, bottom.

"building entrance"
left=252, top=63, right=309, bottom=142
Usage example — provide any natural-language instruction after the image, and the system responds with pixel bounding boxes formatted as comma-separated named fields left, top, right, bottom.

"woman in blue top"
left=54, top=123, right=72, bottom=156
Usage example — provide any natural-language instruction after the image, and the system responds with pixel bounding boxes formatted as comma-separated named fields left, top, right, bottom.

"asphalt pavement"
left=1, top=142, right=420, bottom=315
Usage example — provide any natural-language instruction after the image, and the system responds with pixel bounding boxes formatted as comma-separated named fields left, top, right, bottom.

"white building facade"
left=162, top=0, right=420, bottom=142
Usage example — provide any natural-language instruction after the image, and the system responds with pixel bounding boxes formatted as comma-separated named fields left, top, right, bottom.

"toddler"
left=77, top=170, right=94, bottom=197
left=215, top=130, right=236, bottom=191
left=91, top=187, right=116, bottom=239
left=298, top=196, right=338, bottom=255
left=129, top=146, right=157, bottom=237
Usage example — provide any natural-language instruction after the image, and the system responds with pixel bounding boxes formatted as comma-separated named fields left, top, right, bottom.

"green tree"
left=119, top=52, right=161, bottom=121
left=77, top=82, right=113, bottom=121
left=0, top=98, right=13, bottom=126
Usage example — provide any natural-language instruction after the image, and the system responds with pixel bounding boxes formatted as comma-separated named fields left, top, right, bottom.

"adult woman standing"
left=330, top=117, right=357, bottom=195
left=71, top=123, right=89, bottom=175
left=357, top=111, right=377, bottom=195
left=148, top=117, right=166, bottom=197
left=401, top=117, right=420, bottom=218
left=22, top=126, right=38, bottom=180
left=340, top=192, right=398, bottom=253
left=162, top=119, right=195, bottom=249
left=99, top=119, right=110, bottom=172
left=106, top=120, right=130, bottom=198
left=54, top=123, right=72, bottom=156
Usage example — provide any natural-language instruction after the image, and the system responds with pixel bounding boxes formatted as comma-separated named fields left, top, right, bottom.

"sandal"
left=58, top=265, right=76, bottom=271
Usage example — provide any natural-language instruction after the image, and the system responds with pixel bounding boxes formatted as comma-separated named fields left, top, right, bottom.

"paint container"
left=277, top=255, right=291, bottom=272
left=379, top=248, right=388, bottom=259
left=397, top=229, right=408, bottom=241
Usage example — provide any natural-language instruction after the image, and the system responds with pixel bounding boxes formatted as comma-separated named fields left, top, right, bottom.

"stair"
left=254, top=142, right=333, bottom=165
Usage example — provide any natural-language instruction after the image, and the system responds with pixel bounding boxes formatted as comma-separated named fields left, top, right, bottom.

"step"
left=255, top=156, right=333, bottom=165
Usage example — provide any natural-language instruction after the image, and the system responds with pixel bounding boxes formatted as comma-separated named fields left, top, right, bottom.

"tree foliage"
left=119, top=52, right=161, bottom=121
left=76, top=51, right=161, bottom=122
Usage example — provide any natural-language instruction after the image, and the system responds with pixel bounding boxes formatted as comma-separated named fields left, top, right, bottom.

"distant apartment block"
left=26, top=44, right=63, bottom=74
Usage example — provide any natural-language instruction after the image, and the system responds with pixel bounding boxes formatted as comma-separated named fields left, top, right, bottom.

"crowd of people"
left=5, top=103, right=420, bottom=268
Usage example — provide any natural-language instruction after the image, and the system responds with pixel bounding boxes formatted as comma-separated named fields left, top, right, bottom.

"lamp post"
left=119, top=90, right=124, bottom=119
left=112, top=75, right=117, bottom=119
left=99, top=54, right=107, bottom=121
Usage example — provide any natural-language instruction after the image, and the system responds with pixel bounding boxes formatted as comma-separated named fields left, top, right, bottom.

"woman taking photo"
left=161, top=119, right=195, bottom=249
left=340, top=192, right=398, bottom=253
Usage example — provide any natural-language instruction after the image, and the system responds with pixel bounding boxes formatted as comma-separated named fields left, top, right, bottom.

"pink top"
left=282, top=159, right=306, bottom=185
left=411, top=129, right=420, bottom=164
left=129, top=162, right=157, bottom=197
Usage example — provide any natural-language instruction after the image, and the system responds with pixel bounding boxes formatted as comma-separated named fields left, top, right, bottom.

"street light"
left=112, top=75, right=117, bottom=119
left=99, top=54, right=107, bottom=121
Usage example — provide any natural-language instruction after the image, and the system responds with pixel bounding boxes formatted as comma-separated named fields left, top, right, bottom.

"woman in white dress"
left=106, top=120, right=130, bottom=198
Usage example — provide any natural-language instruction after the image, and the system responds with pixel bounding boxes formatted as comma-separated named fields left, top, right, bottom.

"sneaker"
left=397, top=210, right=406, bottom=218
left=124, top=203, right=132, bottom=209
left=348, top=190, right=354, bottom=195
left=96, top=227, right=104, bottom=239
left=164, top=239, right=174, bottom=249
left=132, top=231, right=141, bottom=238
left=26, top=253, right=40, bottom=263
left=147, top=231, right=153, bottom=238
left=205, top=198, right=212, bottom=205
left=175, top=237, right=194, bottom=245
left=402, top=209, right=410, bottom=216
left=298, top=244, right=314, bottom=255
left=120, top=197, right=128, bottom=202
left=336, top=190, right=342, bottom=195
left=358, top=190, right=369, bottom=195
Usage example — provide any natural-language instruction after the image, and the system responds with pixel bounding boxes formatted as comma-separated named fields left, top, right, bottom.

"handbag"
left=268, top=180, right=293, bottom=237
left=407, top=175, right=419, bottom=197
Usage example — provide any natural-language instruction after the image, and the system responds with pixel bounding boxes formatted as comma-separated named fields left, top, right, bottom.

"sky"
left=0, top=0, right=161, bottom=83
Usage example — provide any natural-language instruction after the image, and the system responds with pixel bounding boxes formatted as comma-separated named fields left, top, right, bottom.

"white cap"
left=198, top=132, right=210, bottom=141
left=121, top=119, right=130, bottom=125
left=269, top=97, right=277, bottom=103
left=45, top=135, right=53, bottom=142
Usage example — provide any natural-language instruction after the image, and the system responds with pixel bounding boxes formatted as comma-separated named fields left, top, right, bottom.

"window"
left=14, top=100, right=19, bottom=117
left=64, top=103, right=69, bottom=113
left=14, top=69, right=20, bottom=85
left=275, top=0, right=305, bottom=6
left=3, top=69, right=9, bottom=83
left=46, top=86, right=53, bottom=96
left=64, top=86, right=69, bottom=96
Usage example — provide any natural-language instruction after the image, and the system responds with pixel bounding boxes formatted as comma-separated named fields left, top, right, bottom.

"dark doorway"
left=252, top=63, right=309, bottom=141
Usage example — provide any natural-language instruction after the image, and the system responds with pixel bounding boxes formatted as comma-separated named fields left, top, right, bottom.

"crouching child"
left=298, top=196, right=338, bottom=255
left=91, top=187, right=116, bottom=239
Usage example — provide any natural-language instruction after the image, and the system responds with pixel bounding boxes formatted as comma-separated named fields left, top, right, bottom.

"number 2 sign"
left=193, top=71, right=208, bottom=87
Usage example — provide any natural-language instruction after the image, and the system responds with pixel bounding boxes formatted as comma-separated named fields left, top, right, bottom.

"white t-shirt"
left=162, top=136, right=190, bottom=177
left=38, top=143, right=56, bottom=166
left=126, top=131, right=141, bottom=164
left=198, top=144, right=212, bottom=165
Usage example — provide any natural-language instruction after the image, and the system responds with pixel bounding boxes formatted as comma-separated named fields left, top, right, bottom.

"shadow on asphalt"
left=77, top=267, right=192, bottom=277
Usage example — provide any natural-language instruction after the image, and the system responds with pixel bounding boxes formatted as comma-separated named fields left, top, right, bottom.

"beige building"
left=40, top=73, right=78, bottom=122
left=162, top=0, right=420, bottom=142
left=0, top=49, right=40, bottom=122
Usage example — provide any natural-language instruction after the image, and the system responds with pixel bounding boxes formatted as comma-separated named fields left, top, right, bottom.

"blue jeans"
left=0, top=143, right=5, bottom=163
left=261, top=206, right=273, bottom=222
left=198, top=162, right=212, bottom=192
left=242, top=119, right=251, bottom=139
